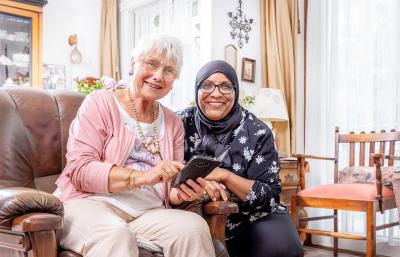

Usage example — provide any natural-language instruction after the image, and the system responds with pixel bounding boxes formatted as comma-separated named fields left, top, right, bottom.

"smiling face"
left=197, top=72, right=235, bottom=121
left=131, top=51, right=178, bottom=102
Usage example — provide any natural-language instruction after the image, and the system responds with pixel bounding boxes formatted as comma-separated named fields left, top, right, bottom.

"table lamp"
left=248, top=87, right=289, bottom=132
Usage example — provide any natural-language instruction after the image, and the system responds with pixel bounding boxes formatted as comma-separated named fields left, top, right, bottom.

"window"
left=306, top=0, right=400, bottom=251
left=119, top=0, right=202, bottom=110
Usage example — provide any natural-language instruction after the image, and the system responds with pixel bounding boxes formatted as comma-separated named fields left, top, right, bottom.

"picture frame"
left=241, top=57, right=255, bottom=83
left=224, top=44, right=237, bottom=70
left=42, top=64, right=66, bottom=90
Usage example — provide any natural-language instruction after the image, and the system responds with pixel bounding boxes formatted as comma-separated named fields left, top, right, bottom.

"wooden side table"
left=279, top=157, right=299, bottom=209
left=279, top=157, right=308, bottom=242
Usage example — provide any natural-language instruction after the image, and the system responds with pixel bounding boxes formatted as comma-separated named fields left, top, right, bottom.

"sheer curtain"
left=306, top=0, right=400, bottom=252
left=119, top=0, right=201, bottom=110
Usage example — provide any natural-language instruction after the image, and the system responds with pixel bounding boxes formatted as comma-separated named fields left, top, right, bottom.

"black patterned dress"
left=178, top=106, right=287, bottom=241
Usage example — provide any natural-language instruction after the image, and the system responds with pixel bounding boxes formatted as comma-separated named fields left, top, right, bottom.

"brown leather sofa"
left=0, top=87, right=238, bottom=257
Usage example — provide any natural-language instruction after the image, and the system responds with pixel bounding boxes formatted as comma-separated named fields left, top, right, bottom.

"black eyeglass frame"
left=199, top=82, right=235, bottom=95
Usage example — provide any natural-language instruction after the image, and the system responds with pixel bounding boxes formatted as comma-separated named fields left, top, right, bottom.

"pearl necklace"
left=127, top=89, right=160, bottom=154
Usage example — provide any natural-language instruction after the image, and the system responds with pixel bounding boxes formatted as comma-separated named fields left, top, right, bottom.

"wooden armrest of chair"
left=202, top=200, right=238, bottom=247
left=203, top=200, right=238, bottom=215
left=0, top=187, right=64, bottom=230
left=371, top=154, right=399, bottom=213
left=292, top=154, right=336, bottom=190
left=292, top=153, right=337, bottom=161
left=12, top=213, right=63, bottom=232
left=0, top=188, right=64, bottom=257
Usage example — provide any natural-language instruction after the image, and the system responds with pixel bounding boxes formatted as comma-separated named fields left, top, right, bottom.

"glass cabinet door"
left=0, top=12, right=32, bottom=87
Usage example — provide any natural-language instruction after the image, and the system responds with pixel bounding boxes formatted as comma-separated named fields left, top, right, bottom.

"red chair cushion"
left=297, top=184, right=394, bottom=201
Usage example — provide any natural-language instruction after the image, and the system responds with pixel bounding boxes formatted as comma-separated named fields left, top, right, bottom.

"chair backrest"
left=334, top=127, right=400, bottom=183
left=0, top=88, right=85, bottom=193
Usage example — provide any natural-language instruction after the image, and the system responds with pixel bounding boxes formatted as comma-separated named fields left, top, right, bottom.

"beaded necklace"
left=127, top=89, right=160, bottom=154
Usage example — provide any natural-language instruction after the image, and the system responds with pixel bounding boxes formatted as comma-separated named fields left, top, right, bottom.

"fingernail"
left=213, top=198, right=217, bottom=201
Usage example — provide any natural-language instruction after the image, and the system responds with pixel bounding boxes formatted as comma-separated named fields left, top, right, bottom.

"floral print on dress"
left=255, top=155, right=264, bottom=164
left=189, top=132, right=201, bottom=149
left=239, top=136, right=247, bottom=144
left=232, top=163, right=242, bottom=172
left=268, top=161, right=279, bottom=174
left=243, top=147, right=255, bottom=161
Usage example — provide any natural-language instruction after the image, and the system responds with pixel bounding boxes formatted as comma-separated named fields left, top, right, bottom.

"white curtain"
left=306, top=0, right=400, bottom=252
left=119, top=0, right=201, bottom=111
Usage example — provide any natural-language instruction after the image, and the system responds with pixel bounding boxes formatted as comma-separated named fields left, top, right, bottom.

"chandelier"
left=228, top=0, right=253, bottom=48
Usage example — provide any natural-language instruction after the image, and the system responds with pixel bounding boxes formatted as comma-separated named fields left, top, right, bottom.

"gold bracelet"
left=128, top=169, right=144, bottom=190
left=124, top=169, right=134, bottom=189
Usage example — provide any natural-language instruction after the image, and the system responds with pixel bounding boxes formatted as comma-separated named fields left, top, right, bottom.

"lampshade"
left=249, top=88, right=289, bottom=121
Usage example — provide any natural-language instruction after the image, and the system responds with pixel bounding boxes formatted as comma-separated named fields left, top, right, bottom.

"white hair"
left=132, top=34, right=184, bottom=75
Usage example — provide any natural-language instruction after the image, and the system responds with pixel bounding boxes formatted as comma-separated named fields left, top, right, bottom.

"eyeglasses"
left=141, top=57, right=178, bottom=81
left=199, top=81, right=234, bottom=95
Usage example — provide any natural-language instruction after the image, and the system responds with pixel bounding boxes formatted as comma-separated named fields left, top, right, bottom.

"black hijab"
left=194, top=60, right=243, bottom=164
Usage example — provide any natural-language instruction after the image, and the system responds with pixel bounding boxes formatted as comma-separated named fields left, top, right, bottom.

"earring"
left=129, top=57, right=135, bottom=75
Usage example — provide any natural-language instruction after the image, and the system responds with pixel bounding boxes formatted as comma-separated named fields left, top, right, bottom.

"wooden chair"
left=291, top=127, right=399, bottom=257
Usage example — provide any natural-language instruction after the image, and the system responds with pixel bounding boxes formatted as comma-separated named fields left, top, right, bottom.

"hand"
left=197, top=177, right=228, bottom=201
left=205, top=167, right=229, bottom=183
left=176, top=178, right=228, bottom=202
left=176, top=179, right=207, bottom=202
left=143, top=160, right=184, bottom=186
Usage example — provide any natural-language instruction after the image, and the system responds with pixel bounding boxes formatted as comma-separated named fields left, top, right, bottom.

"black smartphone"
left=174, top=155, right=220, bottom=186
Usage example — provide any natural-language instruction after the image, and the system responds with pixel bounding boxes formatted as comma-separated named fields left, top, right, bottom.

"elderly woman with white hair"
left=54, top=35, right=215, bottom=257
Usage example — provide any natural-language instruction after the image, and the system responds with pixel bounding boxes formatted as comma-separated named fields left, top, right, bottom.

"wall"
left=42, top=0, right=101, bottom=89
left=210, top=0, right=262, bottom=93
left=210, top=0, right=305, bottom=153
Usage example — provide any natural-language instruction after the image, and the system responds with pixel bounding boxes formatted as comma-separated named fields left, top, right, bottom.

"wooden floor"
left=304, top=247, right=356, bottom=257
left=304, top=246, right=395, bottom=257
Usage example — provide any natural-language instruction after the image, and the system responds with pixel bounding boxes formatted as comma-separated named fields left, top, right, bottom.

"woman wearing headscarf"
left=54, top=35, right=215, bottom=257
left=177, top=60, right=303, bottom=257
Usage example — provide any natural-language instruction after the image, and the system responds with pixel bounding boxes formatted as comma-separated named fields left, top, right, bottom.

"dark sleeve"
left=242, top=129, right=281, bottom=213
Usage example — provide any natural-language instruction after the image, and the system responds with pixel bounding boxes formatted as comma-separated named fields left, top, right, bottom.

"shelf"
left=0, top=38, right=30, bottom=44
left=0, top=1, right=44, bottom=87
left=0, top=64, right=30, bottom=68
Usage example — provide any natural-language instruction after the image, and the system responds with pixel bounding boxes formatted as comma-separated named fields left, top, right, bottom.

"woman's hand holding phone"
left=177, top=169, right=228, bottom=202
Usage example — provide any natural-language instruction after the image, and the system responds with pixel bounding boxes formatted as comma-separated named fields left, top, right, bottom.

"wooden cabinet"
left=0, top=0, right=47, bottom=88
left=280, top=157, right=308, bottom=242
left=279, top=157, right=300, bottom=209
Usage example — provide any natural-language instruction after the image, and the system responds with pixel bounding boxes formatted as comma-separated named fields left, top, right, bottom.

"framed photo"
left=241, top=57, right=255, bottom=83
left=42, top=64, right=66, bottom=90
left=224, top=44, right=237, bottom=70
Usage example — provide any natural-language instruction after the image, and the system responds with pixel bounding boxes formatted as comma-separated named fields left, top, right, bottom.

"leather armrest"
left=293, top=153, right=336, bottom=161
left=12, top=213, right=63, bottom=232
left=203, top=200, right=238, bottom=215
left=0, top=187, right=64, bottom=230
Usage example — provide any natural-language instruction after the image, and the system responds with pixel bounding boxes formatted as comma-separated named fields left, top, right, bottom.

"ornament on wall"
left=68, top=34, right=82, bottom=64
left=227, top=0, right=253, bottom=48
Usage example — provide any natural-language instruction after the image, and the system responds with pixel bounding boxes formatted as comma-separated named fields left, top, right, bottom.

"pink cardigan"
left=55, top=90, right=184, bottom=202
